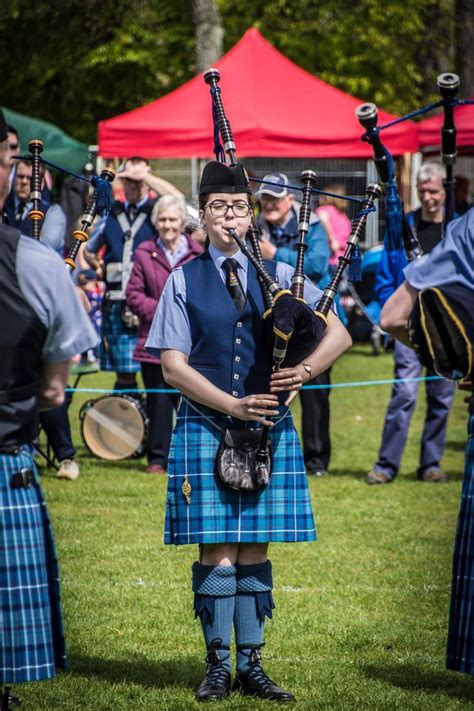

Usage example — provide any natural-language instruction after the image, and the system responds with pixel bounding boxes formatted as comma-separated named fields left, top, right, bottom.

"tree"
left=455, top=0, right=474, bottom=95
left=191, top=0, right=224, bottom=72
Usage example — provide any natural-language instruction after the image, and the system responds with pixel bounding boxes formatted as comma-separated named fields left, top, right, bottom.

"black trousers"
left=141, top=362, right=179, bottom=467
left=39, top=388, right=76, bottom=462
left=299, top=369, right=331, bottom=471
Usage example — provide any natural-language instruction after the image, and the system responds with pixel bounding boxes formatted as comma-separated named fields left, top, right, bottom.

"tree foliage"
left=0, top=0, right=459, bottom=145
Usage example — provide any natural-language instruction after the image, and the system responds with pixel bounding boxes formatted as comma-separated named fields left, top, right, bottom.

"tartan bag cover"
left=0, top=447, right=66, bottom=683
left=165, top=399, right=316, bottom=545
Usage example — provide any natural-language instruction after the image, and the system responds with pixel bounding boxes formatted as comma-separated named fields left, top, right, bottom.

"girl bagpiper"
left=146, top=161, right=351, bottom=702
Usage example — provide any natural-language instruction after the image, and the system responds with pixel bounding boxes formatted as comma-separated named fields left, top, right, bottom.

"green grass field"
left=20, top=345, right=474, bottom=710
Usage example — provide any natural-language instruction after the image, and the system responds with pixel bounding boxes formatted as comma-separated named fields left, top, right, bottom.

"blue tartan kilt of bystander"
left=99, top=301, right=140, bottom=373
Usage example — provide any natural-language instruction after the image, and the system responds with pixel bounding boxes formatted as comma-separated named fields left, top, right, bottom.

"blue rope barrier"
left=65, top=375, right=444, bottom=395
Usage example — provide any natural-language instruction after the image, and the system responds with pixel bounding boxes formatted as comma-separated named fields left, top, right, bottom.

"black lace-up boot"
left=233, top=645, right=294, bottom=702
left=1, top=686, right=20, bottom=710
left=195, top=639, right=231, bottom=702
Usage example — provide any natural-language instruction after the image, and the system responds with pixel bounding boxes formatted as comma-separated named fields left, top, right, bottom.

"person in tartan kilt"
left=381, top=207, right=474, bottom=676
left=145, top=160, right=351, bottom=702
left=0, top=109, right=98, bottom=709
left=85, top=157, right=183, bottom=393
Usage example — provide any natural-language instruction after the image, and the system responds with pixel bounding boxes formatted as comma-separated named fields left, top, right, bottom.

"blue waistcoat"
left=183, top=251, right=277, bottom=398
left=102, top=199, right=156, bottom=265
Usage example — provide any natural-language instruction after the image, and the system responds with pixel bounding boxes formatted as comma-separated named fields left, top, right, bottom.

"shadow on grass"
left=324, top=468, right=369, bottom=480
left=445, top=439, right=466, bottom=453
left=363, top=663, right=474, bottom=702
left=68, top=653, right=201, bottom=690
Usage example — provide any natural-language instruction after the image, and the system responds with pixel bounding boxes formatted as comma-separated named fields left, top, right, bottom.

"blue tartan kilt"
left=0, top=446, right=66, bottom=683
left=447, top=411, right=474, bottom=675
left=165, top=399, right=316, bottom=545
left=99, top=301, right=140, bottom=373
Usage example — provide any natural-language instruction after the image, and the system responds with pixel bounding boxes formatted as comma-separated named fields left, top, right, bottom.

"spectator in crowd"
left=367, top=162, right=456, bottom=484
left=126, top=195, right=202, bottom=474
left=454, top=174, right=471, bottom=216
left=4, top=158, right=66, bottom=255
left=85, top=157, right=183, bottom=392
left=256, top=172, right=333, bottom=477
left=315, top=183, right=352, bottom=274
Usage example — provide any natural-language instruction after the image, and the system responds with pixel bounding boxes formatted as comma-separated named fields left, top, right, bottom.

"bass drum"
left=79, top=394, right=148, bottom=460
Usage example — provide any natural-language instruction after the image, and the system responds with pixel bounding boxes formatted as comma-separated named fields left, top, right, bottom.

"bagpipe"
left=357, top=73, right=474, bottom=381
left=13, top=141, right=115, bottom=270
left=204, top=68, right=381, bottom=466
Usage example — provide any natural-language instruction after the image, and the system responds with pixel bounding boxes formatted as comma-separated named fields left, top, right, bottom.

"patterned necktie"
left=222, top=258, right=246, bottom=316
left=127, top=203, right=137, bottom=222
left=15, top=201, right=26, bottom=224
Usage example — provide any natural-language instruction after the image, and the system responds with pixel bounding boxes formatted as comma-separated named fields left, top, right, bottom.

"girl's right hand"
left=229, top=393, right=280, bottom=426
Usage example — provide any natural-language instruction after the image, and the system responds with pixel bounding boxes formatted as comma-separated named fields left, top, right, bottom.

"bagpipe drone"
left=204, top=68, right=381, bottom=469
left=356, top=73, right=474, bottom=381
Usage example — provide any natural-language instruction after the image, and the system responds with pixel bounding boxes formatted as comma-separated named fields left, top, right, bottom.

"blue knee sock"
left=192, top=562, right=236, bottom=672
left=234, top=561, right=275, bottom=674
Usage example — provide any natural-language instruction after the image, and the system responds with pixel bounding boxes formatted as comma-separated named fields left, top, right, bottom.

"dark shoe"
left=366, top=469, right=392, bottom=485
left=233, top=648, right=294, bottom=702
left=195, top=641, right=231, bottom=702
left=1, top=686, right=21, bottom=710
left=418, top=468, right=447, bottom=483
left=145, top=464, right=166, bottom=474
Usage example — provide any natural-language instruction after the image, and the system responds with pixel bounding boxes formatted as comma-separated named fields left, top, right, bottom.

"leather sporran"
left=120, top=303, right=140, bottom=329
left=216, top=428, right=272, bottom=492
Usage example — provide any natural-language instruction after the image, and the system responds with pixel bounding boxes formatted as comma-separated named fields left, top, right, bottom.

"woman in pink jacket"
left=126, top=195, right=203, bottom=473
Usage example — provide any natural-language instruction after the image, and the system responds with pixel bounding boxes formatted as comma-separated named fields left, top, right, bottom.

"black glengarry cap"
left=199, top=160, right=251, bottom=195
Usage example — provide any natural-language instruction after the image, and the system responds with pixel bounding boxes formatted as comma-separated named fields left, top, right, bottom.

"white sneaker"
left=57, top=459, right=80, bottom=481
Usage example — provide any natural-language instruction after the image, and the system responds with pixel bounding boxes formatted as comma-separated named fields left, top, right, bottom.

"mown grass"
left=19, top=345, right=474, bottom=709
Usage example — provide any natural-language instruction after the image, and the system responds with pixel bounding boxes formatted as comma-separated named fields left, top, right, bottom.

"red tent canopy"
left=98, top=28, right=419, bottom=159
left=418, top=101, right=474, bottom=150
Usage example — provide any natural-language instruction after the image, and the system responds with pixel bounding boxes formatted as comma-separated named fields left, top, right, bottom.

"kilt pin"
left=447, top=410, right=474, bottom=675
left=0, top=447, right=66, bottom=683
left=165, top=399, right=316, bottom=545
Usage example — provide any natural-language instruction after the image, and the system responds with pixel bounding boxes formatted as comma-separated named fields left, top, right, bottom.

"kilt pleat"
left=447, top=412, right=474, bottom=675
left=99, top=302, right=140, bottom=373
left=0, top=447, right=66, bottom=683
left=165, top=400, right=316, bottom=545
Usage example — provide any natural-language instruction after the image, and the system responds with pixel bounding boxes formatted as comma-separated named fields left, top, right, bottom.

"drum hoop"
left=80, top=393, right=148, bottom=461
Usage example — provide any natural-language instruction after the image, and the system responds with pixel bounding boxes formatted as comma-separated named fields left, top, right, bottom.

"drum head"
left=80, top=395, right=146, bottom=460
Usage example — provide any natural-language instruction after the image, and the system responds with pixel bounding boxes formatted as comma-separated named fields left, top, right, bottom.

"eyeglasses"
left=205, top=201, right=251, bottom=217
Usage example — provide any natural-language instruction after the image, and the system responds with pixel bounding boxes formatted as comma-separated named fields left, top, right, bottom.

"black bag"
left=215, top=428, right=272, bottom=492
